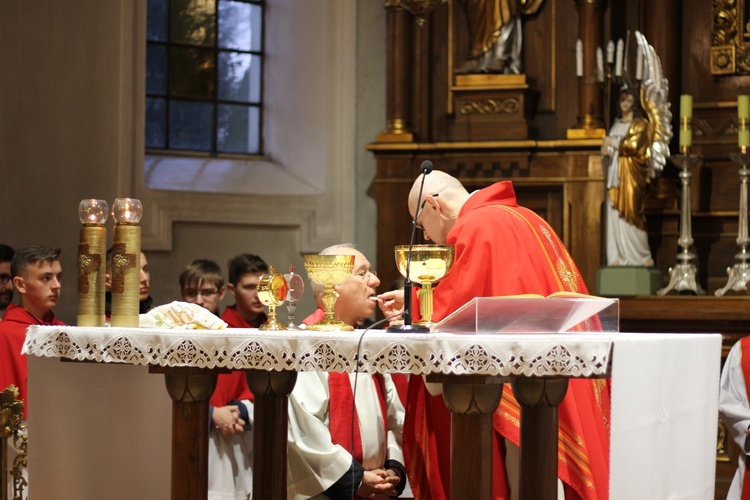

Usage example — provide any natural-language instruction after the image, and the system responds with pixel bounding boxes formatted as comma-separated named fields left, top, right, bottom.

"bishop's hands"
left=356, top=468, right=401, bottom=499
left=377, top=290, right=405, bottom=326
left=213, top=404, right=245, bottom=437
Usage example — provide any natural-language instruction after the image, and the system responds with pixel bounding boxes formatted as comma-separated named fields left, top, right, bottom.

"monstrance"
left=257, top=265, right=288, bottom=330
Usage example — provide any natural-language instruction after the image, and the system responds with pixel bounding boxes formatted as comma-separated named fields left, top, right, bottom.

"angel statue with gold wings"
left=601, top=31, right=672, bottom=267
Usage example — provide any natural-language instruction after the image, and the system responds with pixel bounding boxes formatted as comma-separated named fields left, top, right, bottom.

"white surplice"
left=208, top=399, right=254, bottom=500
left=719, top=340, right=750, bottom=500
left=286, top=371, right=405, bottom=500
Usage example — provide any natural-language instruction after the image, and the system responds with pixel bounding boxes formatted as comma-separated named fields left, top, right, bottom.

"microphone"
left=387, top=160, right=433, bottom=334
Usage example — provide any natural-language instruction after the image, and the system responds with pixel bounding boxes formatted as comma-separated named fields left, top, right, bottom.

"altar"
left=23, top=327, right=720, bottom=499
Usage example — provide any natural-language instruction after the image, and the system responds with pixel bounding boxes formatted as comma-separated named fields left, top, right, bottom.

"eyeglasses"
left=415, top=193, right=439, bottom=231
left=0, top=274, right=11, bottom=286
left=182, top=288, right=219, bottom=299
left=352, top=269, right=377, bottom=281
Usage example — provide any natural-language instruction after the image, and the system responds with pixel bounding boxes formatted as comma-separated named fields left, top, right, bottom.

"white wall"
left=0, top=0, right=385, bottom=324
left=1, top=0, right=386, bottom=495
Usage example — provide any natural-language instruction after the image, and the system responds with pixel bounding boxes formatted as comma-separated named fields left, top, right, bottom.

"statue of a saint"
left=457, top=0, right=544, bottom=74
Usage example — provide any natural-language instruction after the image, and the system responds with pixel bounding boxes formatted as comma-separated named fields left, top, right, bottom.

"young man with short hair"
left=222, top=253, right=268, bottom=329
left=179, top=259, right=226, bottom=315
left=0, top=245, right=64, bottom=418
left=0, top=244, right=15, bottom=319
left=179, top=256, right=265, bottom=500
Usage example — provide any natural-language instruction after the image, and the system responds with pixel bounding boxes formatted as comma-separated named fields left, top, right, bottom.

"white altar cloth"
left=22, top=327, right=721, bottom=499
left=23, top=326, right=613, bottom=377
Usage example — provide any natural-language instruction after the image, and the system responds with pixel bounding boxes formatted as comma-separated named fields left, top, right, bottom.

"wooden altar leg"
left=246, top=370, right=297, bottom=500
left=439, top=375, right=505, bottom=500
left=150, top=366, right=217, bottom=500
left=512, top=378, right=569, bottom=500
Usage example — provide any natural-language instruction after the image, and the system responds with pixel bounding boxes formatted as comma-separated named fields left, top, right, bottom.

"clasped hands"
left=357, top=468, right=401, bottom=499
left=213, top=404, right=245, bottom=437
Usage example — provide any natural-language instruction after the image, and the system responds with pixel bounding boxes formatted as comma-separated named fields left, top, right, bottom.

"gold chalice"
left=303, top=254, right=355, bottom=331
left=395, top=245, right=454, bottom=327
left=257, top=266, right=288, bottom=330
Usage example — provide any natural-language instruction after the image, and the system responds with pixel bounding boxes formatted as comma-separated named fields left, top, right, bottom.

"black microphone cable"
left=347, top=311, right=405, bottom=499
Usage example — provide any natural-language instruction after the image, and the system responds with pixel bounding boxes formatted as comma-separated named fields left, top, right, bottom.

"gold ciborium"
left=257, top=266, right=288, bottom=330
left=303, top=254, right=355, bottom=331
left=395, top=245, right=454, bottom=327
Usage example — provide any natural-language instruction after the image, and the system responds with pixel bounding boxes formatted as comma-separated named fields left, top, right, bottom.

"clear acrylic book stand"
left=432, top=295, right=619, bottom=334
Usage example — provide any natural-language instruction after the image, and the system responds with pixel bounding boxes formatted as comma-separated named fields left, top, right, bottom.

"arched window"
left=145, top=0, right=264, bottom=155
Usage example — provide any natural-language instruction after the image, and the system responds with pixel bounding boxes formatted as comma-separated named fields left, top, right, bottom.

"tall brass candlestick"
left=110, top=198, right=143, bottom=327
left=77, top=200, right=109, bottom=326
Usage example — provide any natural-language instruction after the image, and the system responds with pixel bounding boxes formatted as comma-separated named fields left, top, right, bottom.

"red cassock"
left=210, top=306, right=267, bottom=406
left=0, top=303, right=65, bottom=419
left=404, top=181, right=611, bottom=500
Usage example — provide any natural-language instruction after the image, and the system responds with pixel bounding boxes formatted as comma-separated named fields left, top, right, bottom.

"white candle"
left=615, top=39, right=624, bottom=77
left=596, top=47, right=604, bottom=82
left=576, top=39, right=583, bottom=77
left=636, top=48, right=644, bottom=80
left=606, top=40, right=615, bottom=64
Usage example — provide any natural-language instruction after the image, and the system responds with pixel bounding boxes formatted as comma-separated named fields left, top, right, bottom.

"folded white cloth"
left=139, top=301, right=227, bottom=330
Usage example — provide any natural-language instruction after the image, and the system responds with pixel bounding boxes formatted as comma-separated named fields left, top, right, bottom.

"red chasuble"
left=404, top=181, right=611, bottom=500
left=0, top=303, right=65, bottom=419
left=210, top=306, right=267, bottom=406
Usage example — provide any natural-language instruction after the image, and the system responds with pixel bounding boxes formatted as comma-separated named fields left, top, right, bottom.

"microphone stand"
left=387, top=161, right=432, bottom=334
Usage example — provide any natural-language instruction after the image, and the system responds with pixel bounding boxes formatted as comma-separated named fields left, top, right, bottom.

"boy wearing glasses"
left=179, top=256, right=266, bottom=500
left=179, top=259, right=226, bottom=315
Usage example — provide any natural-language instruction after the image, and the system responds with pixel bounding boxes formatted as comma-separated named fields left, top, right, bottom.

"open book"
left=432, top=292, right=619, bottom=334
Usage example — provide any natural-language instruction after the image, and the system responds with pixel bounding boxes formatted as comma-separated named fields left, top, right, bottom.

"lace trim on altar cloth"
left=23, top=326, right=612, bottom=377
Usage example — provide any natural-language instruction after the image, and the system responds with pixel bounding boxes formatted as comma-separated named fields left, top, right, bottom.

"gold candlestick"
left=110, top=198, right=143, bottom=327
left=303, top=254, right=355, bottom=331
left=77, top=199, right=109, bottom=326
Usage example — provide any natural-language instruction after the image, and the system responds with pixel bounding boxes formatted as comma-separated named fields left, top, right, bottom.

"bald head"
left=408, top=170, right=469, bottom=216
left=407, top=171, right=470, bottom=244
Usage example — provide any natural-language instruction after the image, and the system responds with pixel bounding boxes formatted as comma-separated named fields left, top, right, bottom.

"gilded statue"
left=601, top=32, right=672, bottom=267
left=456, top=0, right=544, bottom=74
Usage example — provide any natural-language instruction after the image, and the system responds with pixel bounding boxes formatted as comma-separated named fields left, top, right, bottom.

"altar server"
left=719, top=337, right=750, bottom=499
left=0, top=244, right=65, bottom=420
